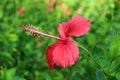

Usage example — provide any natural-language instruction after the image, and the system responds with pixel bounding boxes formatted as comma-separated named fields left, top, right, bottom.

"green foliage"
left=0, top=68, right=16, bottom=80
left=0, top=0, right=120, bottom=80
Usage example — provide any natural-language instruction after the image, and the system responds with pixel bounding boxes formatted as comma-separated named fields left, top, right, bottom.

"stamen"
left=21, top=25, right=63, bottom=40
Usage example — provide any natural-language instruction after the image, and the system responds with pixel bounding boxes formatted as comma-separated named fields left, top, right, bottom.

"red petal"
left=52, top=38, right=79, bottom=68
left=46, top=43, right=57, bottom=70
left=67, top=16, right=90, bottom=36
left=58, top=16, right=90, bottom=38
left=58, top=22, right=68, bottom=38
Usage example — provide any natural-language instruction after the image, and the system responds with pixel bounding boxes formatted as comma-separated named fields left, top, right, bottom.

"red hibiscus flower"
left=46, top=16, right=90, bottom=69
left=22, top=16, right=90, bottom=70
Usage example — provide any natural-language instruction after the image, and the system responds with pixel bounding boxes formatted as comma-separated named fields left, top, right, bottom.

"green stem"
left=78, top=44, right=104, bottom=71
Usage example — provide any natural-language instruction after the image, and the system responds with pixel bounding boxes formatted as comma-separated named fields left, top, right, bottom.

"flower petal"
left=58, top=22, right=68, bottom=38
left=53, top=38, right=79, bottom=68
left=58, top=16, right=90, bottom=38
left=46, top=43, right=57, bottom=70
left=67, top=16, right=90, bottom=36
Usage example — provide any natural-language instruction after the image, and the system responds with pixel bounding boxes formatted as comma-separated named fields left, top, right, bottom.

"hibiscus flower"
left=46, top=16, right=90, bottom=69
left=21, top=16, right=90, bottom=70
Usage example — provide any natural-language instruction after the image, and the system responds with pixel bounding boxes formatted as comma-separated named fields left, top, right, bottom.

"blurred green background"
left=0, top=0, right=120, bottom=80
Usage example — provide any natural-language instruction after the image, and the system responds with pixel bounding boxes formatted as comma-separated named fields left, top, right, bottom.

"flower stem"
left=78, top=44, right=106, bottom=71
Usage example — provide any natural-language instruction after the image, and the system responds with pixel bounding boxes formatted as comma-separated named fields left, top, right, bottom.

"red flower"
left=22, top=16, right=90, bottom=70
left=46, top=16, right=90, bottom=70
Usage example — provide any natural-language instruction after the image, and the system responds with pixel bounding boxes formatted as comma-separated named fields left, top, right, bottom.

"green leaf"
left=87, top=34, right=96, bottom=45
left=109, top=34, right=120, bottom=58
left=95, top=69, right=104, bottom=80
left=0, top=52, right=13, bottom=61
left=8, top=34, right=18, bottom=42
left=0, top=10, right=3, bottom=19
left=5, top=68, right=16, bottom=80
left=116, top=72, right=120, bottom=80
